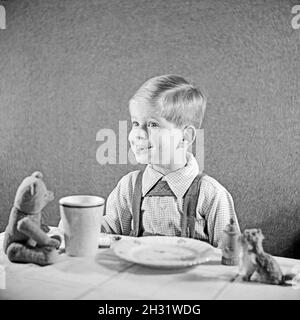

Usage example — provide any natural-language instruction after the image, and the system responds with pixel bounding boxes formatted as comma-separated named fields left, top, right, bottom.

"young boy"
left=101, top=74, right=239, bottom=248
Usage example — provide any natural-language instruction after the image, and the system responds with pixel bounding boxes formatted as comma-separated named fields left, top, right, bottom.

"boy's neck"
left=150, top=158, right=188, bottom=175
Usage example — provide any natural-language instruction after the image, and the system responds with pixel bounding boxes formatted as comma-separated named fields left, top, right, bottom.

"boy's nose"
left=135, top=127, right=148, bottom=140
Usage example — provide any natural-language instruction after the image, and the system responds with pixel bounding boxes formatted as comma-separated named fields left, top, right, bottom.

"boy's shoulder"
left=117, top=169, right=141, bottom=188
left=201, top=174, right=233, bottom=197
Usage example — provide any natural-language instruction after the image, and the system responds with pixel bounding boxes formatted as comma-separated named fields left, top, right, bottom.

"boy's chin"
left=133, top=152, right=165, bottom=165
left=134, top=154, right=152, bottom=165
left=134, top=156, right=184, bottom=166
left=133, top=150, right=186, bottom=166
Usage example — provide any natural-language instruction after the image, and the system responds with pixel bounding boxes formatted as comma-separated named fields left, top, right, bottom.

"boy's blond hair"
left=130, top=74, right=206, bottom=128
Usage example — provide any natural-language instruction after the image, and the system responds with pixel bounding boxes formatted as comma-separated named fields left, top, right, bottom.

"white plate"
left=112, top=236, right=216, bottom=269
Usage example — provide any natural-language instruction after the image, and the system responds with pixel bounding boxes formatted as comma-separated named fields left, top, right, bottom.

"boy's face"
left=129, top=101, right=186, bottom=168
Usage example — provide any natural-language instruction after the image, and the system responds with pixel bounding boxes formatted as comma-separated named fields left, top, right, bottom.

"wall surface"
left=0, top=0, right=299, bottom=257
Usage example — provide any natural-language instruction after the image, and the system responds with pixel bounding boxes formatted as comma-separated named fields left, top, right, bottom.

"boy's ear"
left=182, top=125, right=196, bottom=146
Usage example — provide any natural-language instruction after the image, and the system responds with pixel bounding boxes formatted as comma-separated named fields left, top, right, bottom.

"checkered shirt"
left=101, top=153, right=240, bottom=248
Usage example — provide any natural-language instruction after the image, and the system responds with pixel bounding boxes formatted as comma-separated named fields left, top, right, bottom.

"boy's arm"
left=101, top=173, right=136, bottom=235
left=200, top=178, right=240, bottom=248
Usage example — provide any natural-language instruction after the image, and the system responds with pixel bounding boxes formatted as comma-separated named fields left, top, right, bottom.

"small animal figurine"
left=3, top=171, right=61, bottom=266
left=238, top=228, right=294, bottom=285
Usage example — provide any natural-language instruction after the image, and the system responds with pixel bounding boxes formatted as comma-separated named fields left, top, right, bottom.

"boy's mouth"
left=135, top=145, right=153, bottom=152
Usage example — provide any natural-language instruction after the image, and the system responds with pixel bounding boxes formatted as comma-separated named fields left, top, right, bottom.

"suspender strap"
left=181, top=173, right=205, bottom=238
left=129, top=169, right=144, bottom=237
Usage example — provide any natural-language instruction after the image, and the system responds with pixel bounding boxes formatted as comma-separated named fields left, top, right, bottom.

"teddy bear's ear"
left=257, top=228, right=265, bottom=240
left=30, top=181, right=37, bottom=196
left=32, top=171, right=43, bottom=179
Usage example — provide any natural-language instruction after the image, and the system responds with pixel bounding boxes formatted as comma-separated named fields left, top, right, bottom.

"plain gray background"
left=0, top=0, right=299, bottom=257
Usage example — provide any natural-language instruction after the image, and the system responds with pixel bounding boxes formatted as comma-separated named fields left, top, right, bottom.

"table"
left=0, top=228, right=299, bottom=300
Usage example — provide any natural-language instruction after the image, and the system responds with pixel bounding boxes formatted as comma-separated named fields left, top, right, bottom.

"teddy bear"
left=3, top=171, right=61, bottom=266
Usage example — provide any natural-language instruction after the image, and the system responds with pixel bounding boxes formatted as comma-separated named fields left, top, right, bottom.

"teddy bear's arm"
left=17, top=217, right=52, bottom=246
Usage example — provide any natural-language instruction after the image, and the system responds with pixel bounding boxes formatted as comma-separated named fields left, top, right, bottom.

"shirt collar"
left=142, top=152, right=199, bottom=198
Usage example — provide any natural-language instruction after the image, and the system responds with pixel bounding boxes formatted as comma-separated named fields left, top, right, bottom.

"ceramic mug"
left=59, top=195, right=105, bottom=257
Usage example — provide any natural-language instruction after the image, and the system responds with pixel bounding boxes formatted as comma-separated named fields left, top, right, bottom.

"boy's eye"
left=147, top=122, right=159, bottom=128
left=132, top=121, right=139, bottom=127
